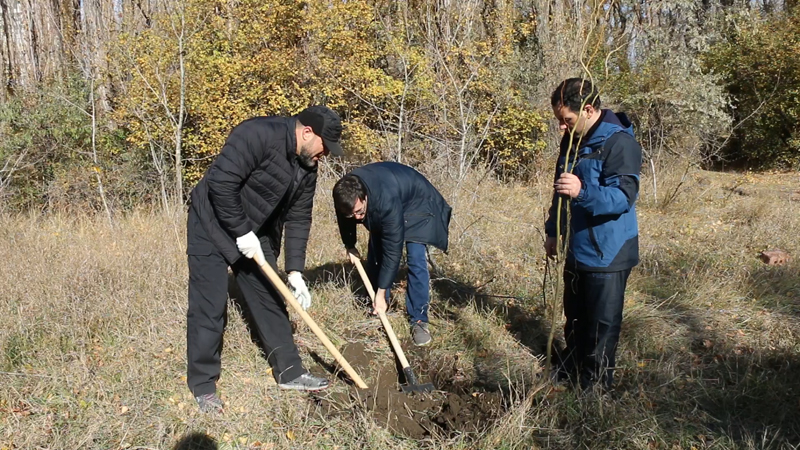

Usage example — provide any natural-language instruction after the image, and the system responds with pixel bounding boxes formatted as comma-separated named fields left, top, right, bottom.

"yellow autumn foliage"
left=111, top=0, right=549, bottom=189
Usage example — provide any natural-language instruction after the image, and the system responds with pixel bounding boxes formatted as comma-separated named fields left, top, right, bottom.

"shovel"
left=349, top=254, right=435, bottom=394
left=254, top=252, right=368, bottom=389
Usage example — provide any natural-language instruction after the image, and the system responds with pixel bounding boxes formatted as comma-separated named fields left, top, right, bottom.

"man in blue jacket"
left=545, top=78, right=642, bottom=391
left=333, top=162, right=452, bottom=346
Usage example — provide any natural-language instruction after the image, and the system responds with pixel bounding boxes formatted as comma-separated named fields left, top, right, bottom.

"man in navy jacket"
left=545, top=78, right=642, bottom=391
left=333, top=162, right=452, bottom=346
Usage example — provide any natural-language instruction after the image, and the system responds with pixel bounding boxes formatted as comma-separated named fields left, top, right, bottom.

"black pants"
left=560, top=268, right=631, bottom=390
left=186, top=209, right=305, bottom=397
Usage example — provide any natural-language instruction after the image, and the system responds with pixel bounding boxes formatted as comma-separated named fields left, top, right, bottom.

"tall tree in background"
left=0, top=0, right=795, bottom=211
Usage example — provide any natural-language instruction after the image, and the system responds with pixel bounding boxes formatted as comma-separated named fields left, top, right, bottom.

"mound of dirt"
left=315, top=342, right=505, bottom=439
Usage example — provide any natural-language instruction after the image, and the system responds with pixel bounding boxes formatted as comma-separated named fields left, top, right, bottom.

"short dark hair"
left=332, top=174, right=366, bottom=216
left=551, top=78, right=601, bottom=113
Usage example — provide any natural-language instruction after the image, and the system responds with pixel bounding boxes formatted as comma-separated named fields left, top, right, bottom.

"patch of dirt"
left=314, top=342, right=505, bottom=439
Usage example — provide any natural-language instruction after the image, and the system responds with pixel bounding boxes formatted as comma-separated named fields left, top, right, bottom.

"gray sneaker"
left=278, top=372, right=330, bottom=391
left=411, top=321, right=431, bottom=346
left=195, top=392, right=224, bottom=413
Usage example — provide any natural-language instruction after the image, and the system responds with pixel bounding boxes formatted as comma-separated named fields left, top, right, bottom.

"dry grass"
left=1, top=166, right=799, bottom=449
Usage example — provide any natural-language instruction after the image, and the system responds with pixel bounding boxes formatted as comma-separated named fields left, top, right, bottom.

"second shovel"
left=349, top=253, right=435, bottom=394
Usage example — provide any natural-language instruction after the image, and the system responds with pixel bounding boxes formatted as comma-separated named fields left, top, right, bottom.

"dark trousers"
left=366, top=239, right=430, bottom=324
left=186, top=209, right=305, bottom=397
left=560, top=268, right=631, bottom=389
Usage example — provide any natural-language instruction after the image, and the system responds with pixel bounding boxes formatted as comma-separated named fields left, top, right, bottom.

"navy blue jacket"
left=337, top=162, right=452, bottom=289
left=545, top=110, right=641, bottom=271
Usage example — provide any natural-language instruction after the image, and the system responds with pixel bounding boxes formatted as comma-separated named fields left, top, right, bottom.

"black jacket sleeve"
left=206, top=123, right=268, bottom=238
left=377, top=198, right=405, bottom=290
left=283, top=173, right=317, bottom=273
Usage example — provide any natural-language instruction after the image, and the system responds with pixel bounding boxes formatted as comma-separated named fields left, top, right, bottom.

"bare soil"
left=314, top=341, right=505, bottom=439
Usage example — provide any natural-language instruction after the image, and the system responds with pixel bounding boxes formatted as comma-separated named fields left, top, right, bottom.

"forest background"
left=0, top=0, right=798, bottom=212
left=2, top=1, right=800, bottom=449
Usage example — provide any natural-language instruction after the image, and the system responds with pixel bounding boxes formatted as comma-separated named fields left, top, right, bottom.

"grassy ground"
left=1, top=166, right=799, bottom=449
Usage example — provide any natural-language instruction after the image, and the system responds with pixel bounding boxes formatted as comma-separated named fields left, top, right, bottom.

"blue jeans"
left=366, top=240, right=430, bottom=324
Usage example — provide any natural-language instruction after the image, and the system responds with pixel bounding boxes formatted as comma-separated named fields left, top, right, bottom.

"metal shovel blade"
left=401, top=367, right=435, bottom=394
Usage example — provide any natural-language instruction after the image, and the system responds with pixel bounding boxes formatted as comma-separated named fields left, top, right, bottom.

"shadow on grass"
left=514, top=242, right=800, bottom=448
left=428, top=264, right=552, bottom=357
left=742, top=263, right=800, bottom=316
left=172, top=432, right=217, bottom=450
left=303, top=260, right=375, bottom=311
left=304, top=259, right=410, bottom=311
left=609, top=257, right=800, bottom=448
left=630, top=299, right=800, bottom=446
left=425, top=266, right=552, bottom=399
left=303, top=255, right=550, bottom=355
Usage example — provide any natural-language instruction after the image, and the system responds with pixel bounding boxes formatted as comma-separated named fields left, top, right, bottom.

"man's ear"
left=301, top=125, right=315, bottom=141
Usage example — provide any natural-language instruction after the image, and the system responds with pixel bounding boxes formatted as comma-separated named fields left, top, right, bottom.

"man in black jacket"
left=332, top=162, right=452, bottom=346
left=186, top=106, right=342, bottom=412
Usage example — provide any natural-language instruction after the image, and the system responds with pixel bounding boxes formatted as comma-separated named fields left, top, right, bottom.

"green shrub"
left=703, top=11, right=800, bottom=168
left=0, top=76, right=143, bottom=212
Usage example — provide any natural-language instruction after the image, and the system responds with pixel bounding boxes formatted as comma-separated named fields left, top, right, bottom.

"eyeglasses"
left=346, top=199, right=367, bottom=219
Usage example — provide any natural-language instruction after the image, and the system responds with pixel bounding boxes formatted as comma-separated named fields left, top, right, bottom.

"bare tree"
left=49, top=76, right=114, bottom=225
left=111, top=0, right=204, bottom=209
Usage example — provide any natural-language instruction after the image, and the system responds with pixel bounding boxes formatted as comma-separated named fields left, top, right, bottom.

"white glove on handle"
left=236, top=231, right=265, bottom=262
left=287, top=272, right=312, bottom=310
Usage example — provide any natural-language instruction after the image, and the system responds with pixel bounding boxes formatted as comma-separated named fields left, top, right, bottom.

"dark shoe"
left=278, top=372, right=330, bottom=391
left=549, top=367, right=573, bottom=386
left=411, top=321, right=431, bottom=346
left=195, top=393, right=224, bottom=413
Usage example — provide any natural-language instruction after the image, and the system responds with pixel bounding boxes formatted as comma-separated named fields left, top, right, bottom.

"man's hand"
left=554, top=173, right=582, bottom=198
left=345, top=247, right=361, bottom=260
left=545, top=236, right=558, bottom=258
left=236, top=231, right=266, bottom=262
left=287, top=272, right=312, bottom=310
left=372, top=288, right=388, bottom=316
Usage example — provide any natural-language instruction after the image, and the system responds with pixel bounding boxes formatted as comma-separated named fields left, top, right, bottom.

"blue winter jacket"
left=336, top=162, right=452, bottom=289
left=545, top=110, right=642, bottom=271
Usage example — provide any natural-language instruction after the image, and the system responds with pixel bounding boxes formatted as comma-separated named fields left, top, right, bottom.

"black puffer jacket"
left=188, top=116, right=317, bottom=272
left=337, top=162, right=452, bottom=289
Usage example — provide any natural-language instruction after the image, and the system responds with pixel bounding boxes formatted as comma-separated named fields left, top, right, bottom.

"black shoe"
left=278, top=372, right=330, bottom=391
left=549, top=367, right=573, bottom=385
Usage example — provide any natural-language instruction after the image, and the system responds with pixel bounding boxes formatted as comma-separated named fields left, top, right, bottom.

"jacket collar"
left=583, top=109, right=634, bottom=149
left=560, top=109, right=634, bottom=156
left=286, top=117, right=299, bottom=163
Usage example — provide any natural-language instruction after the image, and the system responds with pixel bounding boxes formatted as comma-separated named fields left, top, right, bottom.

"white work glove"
left=236, top=231, right=265, bottom=263
left=287, top=271, right=312, bottom=310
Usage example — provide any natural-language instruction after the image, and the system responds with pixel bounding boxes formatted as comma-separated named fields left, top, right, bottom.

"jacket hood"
left=583, top=110, right=635, bottom=150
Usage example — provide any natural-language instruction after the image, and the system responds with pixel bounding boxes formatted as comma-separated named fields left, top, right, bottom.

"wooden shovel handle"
left=349, top=254, right=412, bottom=370
left=254, top=253, right=368, bottom=389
